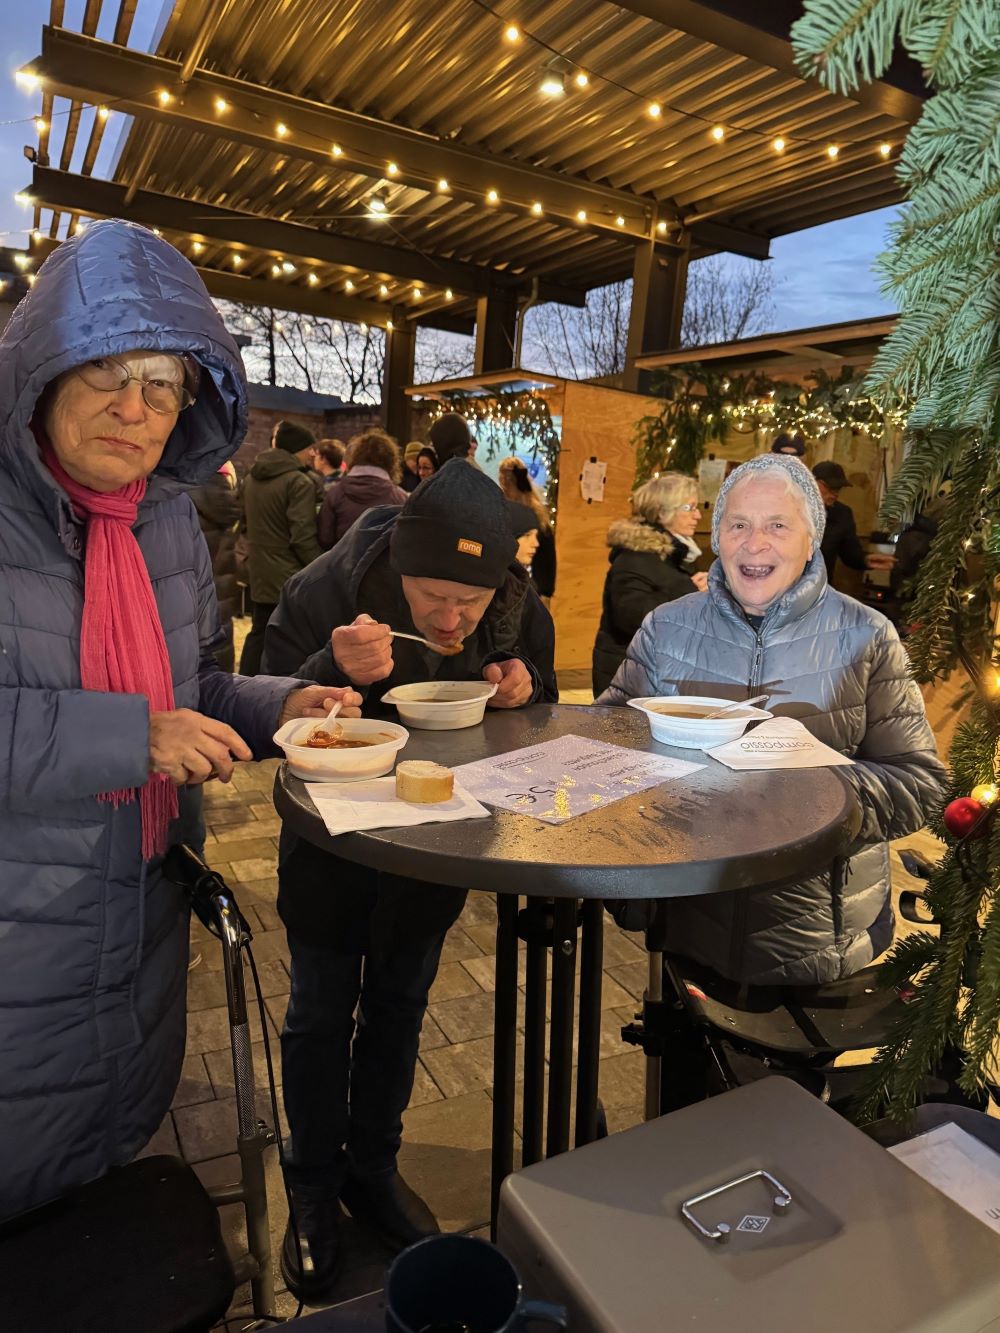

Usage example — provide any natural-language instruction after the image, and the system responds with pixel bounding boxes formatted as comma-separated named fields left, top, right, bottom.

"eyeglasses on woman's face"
left=675, top=502, right=699, bottom=513
left=74, top=353, right=197, bottom=415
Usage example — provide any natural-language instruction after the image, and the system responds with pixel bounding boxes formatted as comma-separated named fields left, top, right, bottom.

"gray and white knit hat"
left=710, top=454, right=827, bottom=555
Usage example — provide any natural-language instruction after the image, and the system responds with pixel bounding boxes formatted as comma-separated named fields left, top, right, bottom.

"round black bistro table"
left=274, top=703, right=860, bottom=1226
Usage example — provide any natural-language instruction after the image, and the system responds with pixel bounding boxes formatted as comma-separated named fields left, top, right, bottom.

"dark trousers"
left=279, top=840, right=467, bottom=1193
left=239, top=599, right=277, bottom=676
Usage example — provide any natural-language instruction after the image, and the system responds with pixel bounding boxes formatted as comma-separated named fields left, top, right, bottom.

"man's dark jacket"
left=262, top=505, right=557, bottom=932
left=819, top=498, right=866, bottom=579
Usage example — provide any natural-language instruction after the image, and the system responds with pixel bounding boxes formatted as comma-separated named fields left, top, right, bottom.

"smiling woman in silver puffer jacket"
left=599, top=454, right=947, bottom=986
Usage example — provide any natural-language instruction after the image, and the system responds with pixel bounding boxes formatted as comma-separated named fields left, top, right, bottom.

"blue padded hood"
left=0, top=218, right=247, bottom=492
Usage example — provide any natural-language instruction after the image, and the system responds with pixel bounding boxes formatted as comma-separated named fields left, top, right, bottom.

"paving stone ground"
left=138, top=627, right=963, bottom=1324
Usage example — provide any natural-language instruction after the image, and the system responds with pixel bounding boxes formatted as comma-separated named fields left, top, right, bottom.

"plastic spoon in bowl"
left=702, top=694, right=768, bottom=719
left=390, top=630, right=465, bottom=657
left=305, top=699, right=343, bottom=744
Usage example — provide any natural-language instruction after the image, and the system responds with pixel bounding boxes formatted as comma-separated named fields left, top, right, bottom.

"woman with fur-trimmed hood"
left=592, top=472, right=705, bottom=694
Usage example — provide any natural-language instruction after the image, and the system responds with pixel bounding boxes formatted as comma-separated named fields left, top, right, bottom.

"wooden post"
left=382, top=307, right=415, bottom=443
left=475, top=282, right=519, bottom=373
left=623, top=235, right=690, bottom=392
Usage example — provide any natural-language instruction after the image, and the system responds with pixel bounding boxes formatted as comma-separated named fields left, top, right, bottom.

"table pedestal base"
left=490, top=894, right=605, bottom=1232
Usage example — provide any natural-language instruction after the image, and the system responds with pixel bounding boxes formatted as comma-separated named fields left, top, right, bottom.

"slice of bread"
left=395, top=760, right=455, bottom=804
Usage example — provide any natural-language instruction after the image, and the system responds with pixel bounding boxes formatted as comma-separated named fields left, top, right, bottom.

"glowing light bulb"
left=487, top=189, right=499, bottom=203
left=540, top=74, right=565, bottom=97
left=152, top=228, right=161, bottom=236
left=412, top=286, right=422, bottom=298
left=647, top=102, right=662, bottom=119
left=276, top=121, right=289, bottom=137
left=656, top=220, right=668, bottom=234
left=31, top=228, right=41, bottom=241
left=505, top=24, right=520, bottom=42
left=879, top=142, right=892, bottom=157
left=772, top=136, right=785, bottom=152
left=387, top=161, right=399, bottom=176
left=379, top=283, right=389, bottom=296
left=344, top=279, right=354, bottom=291
left=616, top=215, right=625, bottom=227
left=191, top=241, right=205, bottom=255
left=14, top=192, right=29, bottom=207
left=972, top=783, right=999, bottom=806
left=15, top=69, right=40, bottom=91
left=231, top=253, right=243, bottom=267
left=576, top=209, right=587, bottom=222
left=271, top=263, right=281, bottom=276
left=13, top=253, right=30, bottom=268
left=368, top=196, right=387, bottom=215
left=27, top=274, right=35, bottom=286
left=34, top=117, right=47, bottom=133
left=711, top=125, right=725, bottom=141
left=281, top=260, right=295, bottom=273
left=308, top=272, right=319, bottom=285
left=437, top=178, right=449, bottom=192
left=331, top=143, right=343, bottom=157
left=827, top=144, right=839, bottom=159
left=360, top=322, right=368, bottom=333
left=157, top=89, right=172, bottom=105
left=386, top=319, right=394, bottom=331
left=574, top=71, right=589, bottom=88
left=445, top=288, right=453, bottom=299
left=98, top=105, right=110, bottom=121
left=213, top=97, right=228, bottom=113
left=530, top=201, right=543, bottom=216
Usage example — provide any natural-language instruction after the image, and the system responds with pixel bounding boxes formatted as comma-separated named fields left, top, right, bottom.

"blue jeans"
left=279, top=838, right=467, bottom=1193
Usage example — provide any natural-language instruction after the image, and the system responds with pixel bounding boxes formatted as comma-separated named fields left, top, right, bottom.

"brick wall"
left=233, top=404, right=384, bottom=474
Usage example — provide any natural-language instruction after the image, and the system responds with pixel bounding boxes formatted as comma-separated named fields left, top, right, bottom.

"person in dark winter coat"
left=261, top=460, right=556, bottom=1300
left=239, top=419, right=323, bottom=674
left=400, top=440, right=423, bottom=492
left=187, top=461, right=240, bottom=671
left=813, top=460, right=896, bottom=585
left=600, top=454, right=946, bottom=987
left=318, top=428, right=408, bottom=549
left=0, top=219, right=361, bottom=1223
left=592, top=472, right=706, bottom=695
left=498, top=456, right=556, bottom=600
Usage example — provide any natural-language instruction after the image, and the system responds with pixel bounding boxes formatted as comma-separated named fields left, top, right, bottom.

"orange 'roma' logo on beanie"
left=457, top=538, right=483, bottom=556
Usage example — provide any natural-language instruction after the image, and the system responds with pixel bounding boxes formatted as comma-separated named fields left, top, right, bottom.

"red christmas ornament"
left=943, top=797, right=988, bottom=839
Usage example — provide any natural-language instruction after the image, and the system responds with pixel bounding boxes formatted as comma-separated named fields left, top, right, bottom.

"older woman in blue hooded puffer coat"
left=0, top=220, right=360, bottom=1222
left=600, top=454, right=947, bottom=987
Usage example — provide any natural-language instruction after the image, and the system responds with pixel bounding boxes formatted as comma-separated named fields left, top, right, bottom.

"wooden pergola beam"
left=27, top=166, right=581, bottom=313
left=29, top=25, right=679, bottom=252
left=615, top=0, right=925, bottom=124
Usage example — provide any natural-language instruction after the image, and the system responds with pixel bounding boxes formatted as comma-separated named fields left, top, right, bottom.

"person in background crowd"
left=498, top=456, right=556, bottom=601
left=187, top=460, right=241, bottom=671
left=262, top=461, right=556, bottom=1298
left=312, top=439, right=345, bottom=487
left=592, top=473, right=706, bottom=696
left=600, top=454, right=945, bottom=986
left=507, top=501, right=541, bottom=578
left=889, top=493, right=948, bottom=633
left=318, top=428, right=408, bottom=550
left=813, top=459, right=896, bottom=584
left=416, top=445, right=438, bottom=482
left=428, top=412, right=475, bottom=465
left=0, top=219, right=361, bottom=1223
left=771, top=432, right=806, bottom=457
left=400, top=440, right=423, bottom=492
left=239, top=419, right=323, bottom=675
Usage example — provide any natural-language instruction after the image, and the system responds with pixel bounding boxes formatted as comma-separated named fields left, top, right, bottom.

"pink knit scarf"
left=41, top=438, right=179, bottom=859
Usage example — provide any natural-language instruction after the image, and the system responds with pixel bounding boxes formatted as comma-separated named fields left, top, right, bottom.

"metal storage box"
left=497, top=1077, right=1000, bottom=1332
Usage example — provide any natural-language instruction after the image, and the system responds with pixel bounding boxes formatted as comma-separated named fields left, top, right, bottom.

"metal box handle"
left=681, top=1169, right=792, bottom=1244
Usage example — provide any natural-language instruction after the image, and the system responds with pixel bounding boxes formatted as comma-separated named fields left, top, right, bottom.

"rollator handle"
left=163, top=843, right=254, bottom=942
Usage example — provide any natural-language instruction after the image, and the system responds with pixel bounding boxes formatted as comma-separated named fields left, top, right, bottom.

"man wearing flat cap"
left=262, top=460, right=556, bottom=1297
left=813, top=460, right=895, bottom=584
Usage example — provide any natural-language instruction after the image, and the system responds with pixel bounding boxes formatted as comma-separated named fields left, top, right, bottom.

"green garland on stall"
left=634, top=364, right=903, bottom=483
left=792, top=0, right=1000, bottom=1117
left=428, top=389, right=561, bottom=514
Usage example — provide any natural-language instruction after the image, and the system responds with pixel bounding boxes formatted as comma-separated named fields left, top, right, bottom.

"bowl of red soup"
left=273, top=716, right=409, bottom=781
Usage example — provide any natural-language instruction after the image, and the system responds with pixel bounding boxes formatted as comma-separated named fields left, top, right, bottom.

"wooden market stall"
left=407, top=372, right=663, bottom=678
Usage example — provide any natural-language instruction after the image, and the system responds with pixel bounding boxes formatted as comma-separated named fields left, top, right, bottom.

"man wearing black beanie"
left=261, top=460, right=556, bottom=1298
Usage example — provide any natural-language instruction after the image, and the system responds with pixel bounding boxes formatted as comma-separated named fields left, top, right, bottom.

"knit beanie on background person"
left=770, top=432, right=806, bottom=457
left=506, top=499, right=540, bottom=537
left=274, top=420, right=315, bottom=454
left=390, top=458, right=517, bottom=588
left=428, top=412, right=472, bottom=464
left=711, top=454, right=827, bottom=555
left=404, top=441, right=423, bottom=463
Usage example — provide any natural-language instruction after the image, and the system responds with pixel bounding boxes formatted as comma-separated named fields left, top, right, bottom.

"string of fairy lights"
left=9, top=0, right=899, bottom=298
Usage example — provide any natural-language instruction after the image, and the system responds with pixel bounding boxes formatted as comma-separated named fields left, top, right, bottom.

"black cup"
left=385, top=1234, right=567, bottom=1333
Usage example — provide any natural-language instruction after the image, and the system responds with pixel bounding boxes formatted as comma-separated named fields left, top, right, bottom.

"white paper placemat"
left=889, top=1122, right=1000, bottom=1234
left=708, top=717, right=854, bottom=770
left=452, top=733, right=702, bottom=824
left=304, top=779, right=490, bottom=837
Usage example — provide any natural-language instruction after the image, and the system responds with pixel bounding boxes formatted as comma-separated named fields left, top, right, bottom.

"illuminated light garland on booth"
left=428, top=390, right=561, bottom=516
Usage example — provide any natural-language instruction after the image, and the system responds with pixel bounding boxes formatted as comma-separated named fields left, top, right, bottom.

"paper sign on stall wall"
left=698, top=457, right=728, bottom=505
left=453, top=733, right=701, bottom=824
left=890, top=1122, right=1000, bottom=1235
left=708, top=716, right=854, bottom=770
left=580, top=459, right=607, bottom=503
